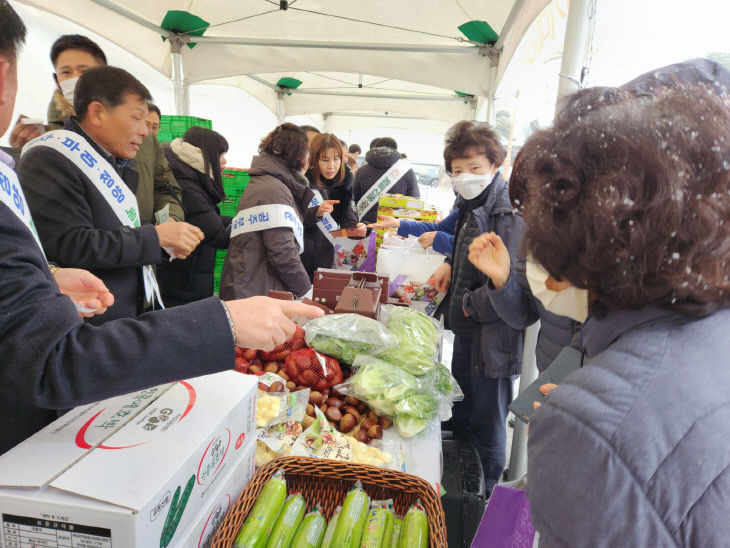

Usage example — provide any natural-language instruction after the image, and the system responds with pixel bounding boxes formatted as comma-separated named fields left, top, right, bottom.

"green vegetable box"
left=0, top=371, right=258, bottom=547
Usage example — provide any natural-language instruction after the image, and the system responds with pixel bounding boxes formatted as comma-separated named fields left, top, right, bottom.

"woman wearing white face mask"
left=466, top=149, right=584, bottom=373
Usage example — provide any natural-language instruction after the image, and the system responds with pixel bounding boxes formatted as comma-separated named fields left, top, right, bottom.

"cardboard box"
left=173, top=441, right=255, bottom=548
left=375, top=194, right=439, bottom=249
left=0, top=371, right=258, bottom=547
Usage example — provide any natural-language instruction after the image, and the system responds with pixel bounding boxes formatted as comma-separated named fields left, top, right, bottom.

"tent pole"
left=506, top=321, right=540, bottom=481
left=276, top=90, right=286, bottom=124
left=556, top=0, right=594, bottom=102
left=486, top=62, right=498, bottom=126
left=170, top=36, right=189, bottom=116
left=322, top=113, right=329, bottom=132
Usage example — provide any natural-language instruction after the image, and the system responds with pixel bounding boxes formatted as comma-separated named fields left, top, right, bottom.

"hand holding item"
left=345, top=222, right=367, bottom=238
left=428, top=262, right=452, bottom=293
left=417, top=231, right=437, bottom=249
left=316, top=200, right=339, bottom=218
left=226, top=296, right=324, bottom=351
left=366, top=215, right=400, bottom=230
left=468, top=232, right=511, bottom=289
left=154, top=218, right=204, bottom=259
left=53, top=267, right=115, bottom=317
left=9, top=115, right=44, bottom=149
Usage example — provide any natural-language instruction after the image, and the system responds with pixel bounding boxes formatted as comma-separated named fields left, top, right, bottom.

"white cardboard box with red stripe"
left=0, top=370, right=257, bottom=547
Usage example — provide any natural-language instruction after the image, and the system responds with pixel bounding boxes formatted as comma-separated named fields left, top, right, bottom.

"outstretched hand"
left=226, top=296, right=325, bottom=351
left=53, top=267, right=115, bottom=317
left=468, top=232, right=511, bottom=289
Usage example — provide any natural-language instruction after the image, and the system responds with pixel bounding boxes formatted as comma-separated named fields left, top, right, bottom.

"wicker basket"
left=211, top=456, right=447, bottom=547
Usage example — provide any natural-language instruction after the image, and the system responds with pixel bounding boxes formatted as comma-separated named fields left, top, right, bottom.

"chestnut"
left=356, top=402, right=368, bottom=413
left=249, top=365, right=262, bottom=374
left=366, top=410, right=378, bottom=421
left=286, top=381, right=296, bottom=391
left=325, top=407, right=342, bottom=422
left=368, top=424, right=383, bottom=440
left=354, top=429, right=369, bottom=443
left=339, top=413, right=357, bottom=433
left=269, top=381, right=285, bottom=393
left=326, top=397, right=343, bottom=409
left=277, top=370, right=290, bottom=382
left=309, top=391, right=324, bottom=406
left=257, top=382, right=269, bottom=392
left=378, top=417, right=393, bottom=429
left=344, top=396, right=361, bottom=406
left=330, top=387, right=344, bottom=398
left=361, top=418, right=377, bottom=431
left=306, top=404, right=315, bottom=417
left=264, top=362, right=279, bottom=373
left=342, top=406, right=360, bottom=422
left=319, top=403, right=328, bottom=413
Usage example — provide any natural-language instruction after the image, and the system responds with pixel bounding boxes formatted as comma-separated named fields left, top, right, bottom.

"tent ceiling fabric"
left=16, top=0, right=551, bottom=127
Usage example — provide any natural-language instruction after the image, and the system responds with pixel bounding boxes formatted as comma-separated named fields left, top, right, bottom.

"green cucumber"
left=290, top=506, right=327, bottom=548
left=361, top=505, right=394, bottom=548
left=159, top=486, right=180, bottom=548
left=398, top=502, right=428, bottom=548
left=320, top=505, right=341, bottom=548
left=330, top=481, right=370, bottom=548
left=234, top=471, right=287, bottom=548
left=390, top=517, right=402, bottom=547
left=266, top=493, right=307, bottom=548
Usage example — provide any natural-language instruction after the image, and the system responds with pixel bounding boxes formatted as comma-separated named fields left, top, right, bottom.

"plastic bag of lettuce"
left=336, top=355, right=439, bottom=438
left=304, top=313, right=398, bottom=365
left=376, top=305, right=441, bottom=376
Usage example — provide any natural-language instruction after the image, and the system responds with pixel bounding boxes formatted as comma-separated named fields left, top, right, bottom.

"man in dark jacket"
left=18, top=66, right=204, bottom=323
left=9, top=34, right=185, bottom=225
left=0, top=0, right=323, bottom=455
left=352, top=137, right=419, bottom=224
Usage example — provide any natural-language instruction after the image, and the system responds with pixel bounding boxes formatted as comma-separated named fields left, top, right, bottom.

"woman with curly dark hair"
left=220, top=123, right=314, bottom=299
left=492, top=62, right=730, bottom=546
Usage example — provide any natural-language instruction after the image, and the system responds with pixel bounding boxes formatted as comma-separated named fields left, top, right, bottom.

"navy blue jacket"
left=0, top=198, right=234, bottom=455
left=528, top=305, right=730, bottom=546
left=398, top=212, right=456, bottom=256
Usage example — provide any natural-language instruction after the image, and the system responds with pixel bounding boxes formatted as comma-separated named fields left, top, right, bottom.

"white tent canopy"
left=15, top=0, right=551, bottom=130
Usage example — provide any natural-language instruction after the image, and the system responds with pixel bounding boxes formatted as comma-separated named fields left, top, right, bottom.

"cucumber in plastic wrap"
left=360, top=500, right=394, bottom=548
left=320, top=505, right=341, bottom=548
left=234, top=471, right=287, bottom=548
left=390, top=516, right=403, bottom=547
left=290, top=506, right=327, bottom=548
left=398, top=501, right=428, bottom=548
left=265, top=493, right=307, bottom=548
left=330, top=480, right=370, bottom=548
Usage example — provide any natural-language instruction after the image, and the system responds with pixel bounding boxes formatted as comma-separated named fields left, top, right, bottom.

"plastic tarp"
left=14, top=0, right=551, bottom=128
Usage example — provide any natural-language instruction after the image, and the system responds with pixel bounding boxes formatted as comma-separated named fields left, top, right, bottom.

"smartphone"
left=508, top=346, right=583, bottom=424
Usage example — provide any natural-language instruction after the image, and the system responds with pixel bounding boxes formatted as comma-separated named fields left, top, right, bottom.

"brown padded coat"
left=219, top=153, right=314, bottom=299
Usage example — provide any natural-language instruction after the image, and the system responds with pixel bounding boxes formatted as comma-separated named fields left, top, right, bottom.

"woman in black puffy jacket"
left=157, top=127, right=231, bottom=306
left=301, top=133, right=366, bottom=280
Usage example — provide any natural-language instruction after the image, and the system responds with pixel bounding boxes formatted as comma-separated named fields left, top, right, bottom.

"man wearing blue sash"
left=0, top=1, right=323, bottom=454
left=18, top=66, right=204, bottom=322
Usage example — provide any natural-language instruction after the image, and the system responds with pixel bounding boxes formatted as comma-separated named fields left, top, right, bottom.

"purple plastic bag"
left=471, top=485, right=535, bottom=548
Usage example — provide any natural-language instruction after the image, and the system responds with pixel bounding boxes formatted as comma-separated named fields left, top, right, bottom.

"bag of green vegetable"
left=398, top=500, right=429, bottom=548
left=234, top=471, right=287, bottom=548
left=304, top=313, right=397, bottom=364
left=376, top=305, right=440, bottom=376
left=391, top=515, right=403, bottom=546
left=339, top=355, right=423, bottom=417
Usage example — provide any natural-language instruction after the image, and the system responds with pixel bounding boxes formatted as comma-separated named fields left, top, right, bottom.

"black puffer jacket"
left=352, top=147, right=419, bottom=224
left=156, top=140, right=231, bottom=306
left=301, top=165, right=358, bottom=280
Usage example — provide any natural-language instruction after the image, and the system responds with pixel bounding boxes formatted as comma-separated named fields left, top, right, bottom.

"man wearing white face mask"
left=9, top=34, right=185, bottom=228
